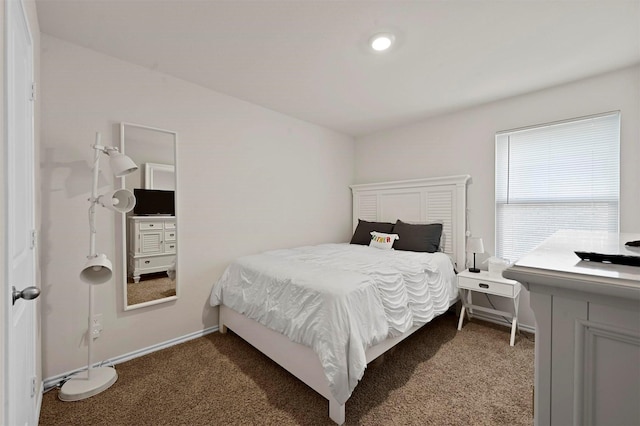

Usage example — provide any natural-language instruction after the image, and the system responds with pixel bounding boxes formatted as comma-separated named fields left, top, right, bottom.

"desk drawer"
left=133, top=254, right=175, bottom=272
left=140, top=221, right=163, bottom=230
left=458, top=275, right=516, bottom=297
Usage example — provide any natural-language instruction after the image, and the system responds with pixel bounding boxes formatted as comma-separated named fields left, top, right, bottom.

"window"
left=495, top=112, right=620, bottom=262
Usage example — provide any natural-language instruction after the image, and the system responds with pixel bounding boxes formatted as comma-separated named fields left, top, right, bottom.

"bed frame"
left=219, top=175, right=471, bottom=424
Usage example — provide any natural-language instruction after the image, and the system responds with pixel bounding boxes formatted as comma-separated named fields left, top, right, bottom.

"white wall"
left=355, top=65, right=640, bottom=330
left=40, top=35, right=355, bottom=378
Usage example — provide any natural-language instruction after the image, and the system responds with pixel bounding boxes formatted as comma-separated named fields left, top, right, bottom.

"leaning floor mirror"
left=120, top=122, right=178, bottom=310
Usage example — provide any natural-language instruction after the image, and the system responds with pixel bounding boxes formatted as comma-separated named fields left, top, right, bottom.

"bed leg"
left=219, top=307, right=227, bottom=334
left=329, top=398, right=345, bottom=425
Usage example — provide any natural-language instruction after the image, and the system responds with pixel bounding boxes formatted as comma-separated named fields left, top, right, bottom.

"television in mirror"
left=133, top=189, right=175, bottom=216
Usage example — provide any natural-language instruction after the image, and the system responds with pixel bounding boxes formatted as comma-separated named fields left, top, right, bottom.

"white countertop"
left=513, top=230, right=640, bottom=282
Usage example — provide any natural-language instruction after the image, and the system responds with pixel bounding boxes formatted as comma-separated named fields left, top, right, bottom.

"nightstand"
left=457, top=269, right=521, bottom=346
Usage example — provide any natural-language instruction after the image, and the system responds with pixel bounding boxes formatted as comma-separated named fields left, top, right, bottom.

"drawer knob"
left=145, top=260, right=150, bottom=264
left=479, top=283, right=489, bottom=289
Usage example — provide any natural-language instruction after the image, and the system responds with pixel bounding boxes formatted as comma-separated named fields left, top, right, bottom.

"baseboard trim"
left=468, top=311, right=536, bottom=335
left=43, top=325, right=219, bottom=391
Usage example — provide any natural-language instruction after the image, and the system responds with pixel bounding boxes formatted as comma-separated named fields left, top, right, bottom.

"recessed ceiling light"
left=369, top=33, right=395, bottom=52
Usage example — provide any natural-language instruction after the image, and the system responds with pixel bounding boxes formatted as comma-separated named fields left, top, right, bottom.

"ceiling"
left=36, top=0, right=640, bottom=137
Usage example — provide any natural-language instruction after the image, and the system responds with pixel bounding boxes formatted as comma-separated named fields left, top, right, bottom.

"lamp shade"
left=80, top=254, right=113, bottom=285
left=108, top=151, right=138, bottom=177
left=466, top=237, right=485, bottom=254
left=98, top=189, right=136, bottom=213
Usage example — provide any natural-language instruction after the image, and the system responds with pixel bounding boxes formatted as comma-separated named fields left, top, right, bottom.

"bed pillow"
left=392, top=220, right=443, bottom=253
left=350, top=219, right=395, bottom=245
left=369, top=231, right=399, bottom=250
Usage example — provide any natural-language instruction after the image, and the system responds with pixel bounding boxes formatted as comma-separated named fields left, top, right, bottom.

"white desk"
left=503, top=230, right=640, bottom=426
left=128, top=216, right=176, bottom=283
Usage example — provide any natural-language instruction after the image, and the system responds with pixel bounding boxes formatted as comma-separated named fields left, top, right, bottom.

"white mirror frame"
left=120, top=122, right=179, bottom=311
left=144, top=162, right=175, bottom=190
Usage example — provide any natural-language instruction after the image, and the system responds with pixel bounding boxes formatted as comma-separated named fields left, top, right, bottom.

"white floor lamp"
left=59, top=133, right=138, bottom=401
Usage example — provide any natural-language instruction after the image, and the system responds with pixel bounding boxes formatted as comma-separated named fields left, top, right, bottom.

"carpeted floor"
left=40, top=313, right=534, bottom=425
left=126, top=274, right=176, bottom=306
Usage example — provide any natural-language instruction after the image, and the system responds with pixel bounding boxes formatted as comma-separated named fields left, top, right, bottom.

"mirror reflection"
left=120, top=123, right=178, bottom=310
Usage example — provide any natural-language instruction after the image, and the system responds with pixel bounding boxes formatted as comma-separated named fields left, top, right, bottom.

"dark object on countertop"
left=575, top=251, right=640, bottom=267
left=625, top=240, right=640, bottom=247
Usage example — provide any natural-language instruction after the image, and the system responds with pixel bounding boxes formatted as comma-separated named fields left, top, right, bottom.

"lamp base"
left=58, top=366, right=117, bottom=402
left=469, top=267, right=481, bottom=273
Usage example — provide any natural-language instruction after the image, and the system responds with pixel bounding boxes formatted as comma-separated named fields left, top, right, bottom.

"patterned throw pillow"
left=369, top=231, right=399, bottom=250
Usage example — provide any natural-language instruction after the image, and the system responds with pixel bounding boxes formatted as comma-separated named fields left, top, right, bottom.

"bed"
left=210, top=175, right=470, bottom=424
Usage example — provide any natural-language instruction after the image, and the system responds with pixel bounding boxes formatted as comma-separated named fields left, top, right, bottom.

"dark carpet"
left=40, top=313, right=534, bottom=425
left=126, top=274, right=176, bottom=306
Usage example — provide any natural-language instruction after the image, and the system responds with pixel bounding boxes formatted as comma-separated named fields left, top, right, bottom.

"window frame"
left=494, top=111, right=620, bottom=263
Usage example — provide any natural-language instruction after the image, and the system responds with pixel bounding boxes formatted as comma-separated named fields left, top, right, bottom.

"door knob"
left=12, top=286, right=40, bottom=306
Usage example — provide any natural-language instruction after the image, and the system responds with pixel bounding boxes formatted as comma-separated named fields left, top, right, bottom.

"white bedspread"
left=209, top=243, right=456, bottom=404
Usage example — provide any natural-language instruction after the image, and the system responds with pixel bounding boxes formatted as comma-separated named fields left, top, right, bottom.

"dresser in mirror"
left=120, top=123, right=178, bottom=310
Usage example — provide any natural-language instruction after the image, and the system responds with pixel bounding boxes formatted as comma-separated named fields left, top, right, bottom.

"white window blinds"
left=495, top=112, right=620, bottom=263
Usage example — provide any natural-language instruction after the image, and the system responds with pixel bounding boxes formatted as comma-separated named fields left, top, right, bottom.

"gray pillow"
left=350, top=219, right=395, bottom=245
left=392, top=220, right=443, bottom=253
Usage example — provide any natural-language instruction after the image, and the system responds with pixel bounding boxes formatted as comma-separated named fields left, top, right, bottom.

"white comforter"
left=209, top=243, right=456, bottom=404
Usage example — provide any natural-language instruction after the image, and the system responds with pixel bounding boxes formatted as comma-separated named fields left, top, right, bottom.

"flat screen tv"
left=133, top=189, right=175, bottom=216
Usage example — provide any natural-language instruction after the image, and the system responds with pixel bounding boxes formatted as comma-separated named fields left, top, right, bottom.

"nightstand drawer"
left=458, top=275, right=516, bottom=297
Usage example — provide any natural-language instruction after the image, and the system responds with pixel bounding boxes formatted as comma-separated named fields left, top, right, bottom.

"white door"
left=5, top=0, right=39, bottom=424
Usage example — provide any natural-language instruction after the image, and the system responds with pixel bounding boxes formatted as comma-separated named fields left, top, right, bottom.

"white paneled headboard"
left=350, top=175, right=471, bottom=271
